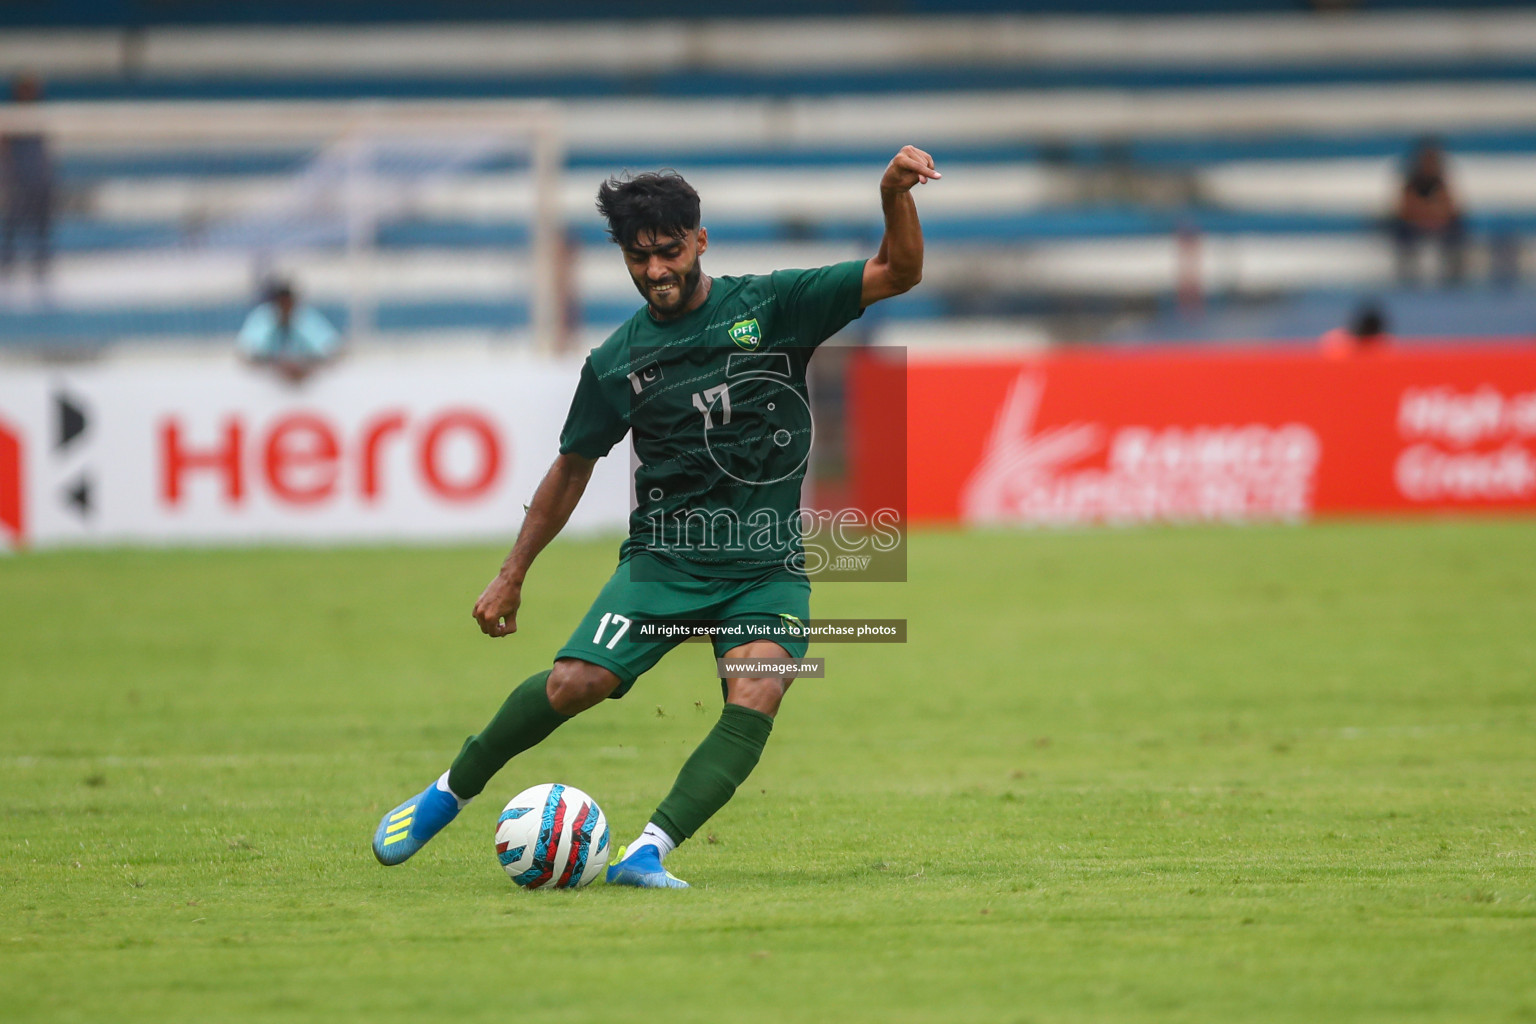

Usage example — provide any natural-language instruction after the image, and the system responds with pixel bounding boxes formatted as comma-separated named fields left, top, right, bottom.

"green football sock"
left=447, top=670, right=569, bottom=799
left=651, top=703, right=775, bottom=845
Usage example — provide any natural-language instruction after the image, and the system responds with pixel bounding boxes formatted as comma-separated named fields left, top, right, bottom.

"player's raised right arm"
left=473, top=452, right=598, bottom=637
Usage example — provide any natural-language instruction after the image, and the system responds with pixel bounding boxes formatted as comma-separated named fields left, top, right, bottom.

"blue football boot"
left=372, top=781, right=462, bottom=865
left=605, top=844, right=690, bottom=889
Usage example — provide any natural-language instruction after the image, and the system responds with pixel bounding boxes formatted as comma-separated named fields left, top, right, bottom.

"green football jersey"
left=559, top=259, right=867, bottom=579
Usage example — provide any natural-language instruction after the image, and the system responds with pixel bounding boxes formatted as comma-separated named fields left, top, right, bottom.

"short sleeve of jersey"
left=236, top=305, right=277, bottom=357
left=770, top=259, right=867, bottom=348
left=558, top=358, right=630, bottom=459
left=293, top=307, right=340, bottom=358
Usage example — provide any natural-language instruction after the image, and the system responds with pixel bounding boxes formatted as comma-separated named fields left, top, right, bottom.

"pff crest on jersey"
left=728, top=319, right=762, bottom=350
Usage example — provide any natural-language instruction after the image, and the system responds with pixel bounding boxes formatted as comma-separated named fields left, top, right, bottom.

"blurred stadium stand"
left=4, top=3, right=1536, bottom=352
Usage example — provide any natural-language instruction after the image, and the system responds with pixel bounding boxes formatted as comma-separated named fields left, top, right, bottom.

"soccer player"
left=373, top=145, right=939, bottom=887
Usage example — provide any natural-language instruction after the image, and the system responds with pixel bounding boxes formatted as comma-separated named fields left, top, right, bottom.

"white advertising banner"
left=0, top=352, right=631, bottom=550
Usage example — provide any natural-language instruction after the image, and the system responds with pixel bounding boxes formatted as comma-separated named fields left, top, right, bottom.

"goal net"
left=0, top=100, right=568, bottom=354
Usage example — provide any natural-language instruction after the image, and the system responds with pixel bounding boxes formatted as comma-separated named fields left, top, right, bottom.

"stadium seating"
left=4, top=8, right=1536, bottom=350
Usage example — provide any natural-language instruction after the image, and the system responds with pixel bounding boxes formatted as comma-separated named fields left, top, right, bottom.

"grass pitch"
left=2, top=521, right=1534, bottom=1023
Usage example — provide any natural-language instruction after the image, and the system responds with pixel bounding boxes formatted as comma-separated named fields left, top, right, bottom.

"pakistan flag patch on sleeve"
left=728, top=318, right=762, bottom=350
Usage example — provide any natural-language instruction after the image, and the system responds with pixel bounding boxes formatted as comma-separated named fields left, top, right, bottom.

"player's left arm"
left=861, top=145, right=940, bottom=308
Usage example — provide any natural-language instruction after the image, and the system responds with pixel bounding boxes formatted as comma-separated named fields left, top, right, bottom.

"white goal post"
left=0, top=100, right=569, bottom=353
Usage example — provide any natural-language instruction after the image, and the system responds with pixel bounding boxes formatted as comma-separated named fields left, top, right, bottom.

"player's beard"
left=640, top=258, right=703, bottom=320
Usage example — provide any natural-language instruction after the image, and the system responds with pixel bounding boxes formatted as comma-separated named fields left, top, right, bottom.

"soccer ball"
left=494, top=783, right=610, bottom=889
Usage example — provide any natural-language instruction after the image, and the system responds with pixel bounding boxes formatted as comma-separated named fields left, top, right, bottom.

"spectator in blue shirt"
left=238, top=279, right=341, bottom=383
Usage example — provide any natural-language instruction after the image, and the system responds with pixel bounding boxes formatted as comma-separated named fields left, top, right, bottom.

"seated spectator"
left=1393, top=139, right=1464, bottom=287
left=237, top=279, right=341, bottom=384
left=1320, top=303, right=1390, bottom=359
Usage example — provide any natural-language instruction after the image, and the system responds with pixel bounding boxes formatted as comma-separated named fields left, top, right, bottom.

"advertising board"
left=0, top=354, right=631, bottom=550
left=855, top=345, right=1536, bottom=525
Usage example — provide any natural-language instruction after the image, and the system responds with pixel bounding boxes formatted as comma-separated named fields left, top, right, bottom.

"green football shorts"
left=554, top=553, right=812, bottom=697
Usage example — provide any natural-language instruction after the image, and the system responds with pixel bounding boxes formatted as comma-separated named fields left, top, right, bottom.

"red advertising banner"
left=848, top=344, right=1536, bottom=526
left=0, top=415, right=22, bottom=548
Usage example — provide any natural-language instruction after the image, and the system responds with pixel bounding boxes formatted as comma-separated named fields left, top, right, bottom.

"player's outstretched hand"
left=473, top=573, right=522, bottom=637
left=880, top=145, right=941, bottom=194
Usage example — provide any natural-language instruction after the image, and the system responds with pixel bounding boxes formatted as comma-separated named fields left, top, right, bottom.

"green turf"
left=2, top=521, right=1534, bottom=1023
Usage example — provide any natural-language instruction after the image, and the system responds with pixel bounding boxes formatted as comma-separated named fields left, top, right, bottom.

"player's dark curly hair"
left=595, top=171, right=701, bottom=249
